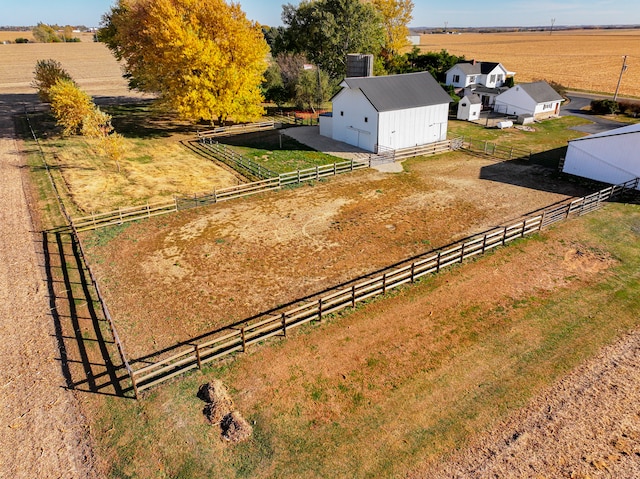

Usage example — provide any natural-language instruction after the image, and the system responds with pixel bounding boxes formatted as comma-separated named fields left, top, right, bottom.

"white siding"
left=378, top=103, right=449, bottom=149
left=563, top=133, right=640, bottom=187
left=445, top=65, right=468, bottom=88
left=330, top=88, right=378, bottom=152
left=494, top=86, right=537, bottom=116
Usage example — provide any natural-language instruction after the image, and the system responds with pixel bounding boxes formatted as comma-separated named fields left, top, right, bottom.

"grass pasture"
left=81, top=118, right=593, bottom=359
left=419, top=29, right=640, bottom=98
left=88, top=203, right=640, bottom=478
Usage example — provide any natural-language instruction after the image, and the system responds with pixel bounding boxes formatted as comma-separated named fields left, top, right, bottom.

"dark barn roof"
left=339, top=71, right=452, bottom=112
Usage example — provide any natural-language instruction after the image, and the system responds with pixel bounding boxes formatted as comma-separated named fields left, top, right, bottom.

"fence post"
left=333, top=163, right=337, bottom=175
left=118, top=208, right=123, bottom=224
left=131, top=374, right=140, bottom=400
left=540, top=211, right=546, bottom=230
left=297, top=170, right=301, bottom=184
left=411, top=262, right=415, bottom=283
left=481, top=234, right=487, bottom=253
left=383, top=273, right=387, bottom=294
left=316, top=165, right=319, bottom=180
left=352, top=285, right=356, bottom=308
left=521, top=221, right=527, bottom=237
left=241, top=328, right=246, bottom=352
left=281, top=313, right=287, bottom=337
left=436, top=251, right=442, bottom=273
left=460, top=243, right=465, bottom=262
left=502, top=226, right=508, bottom=245
left=318, top=299, right=323, bottom=321
left=195, top=344, right=202, bottom=370
left=213, top=189, right=217, bottom=203
left=351, top=159, right=354, bottom=171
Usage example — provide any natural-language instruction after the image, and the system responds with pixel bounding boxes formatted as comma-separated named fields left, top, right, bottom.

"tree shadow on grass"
left=42, top=230, right=135, bottom=398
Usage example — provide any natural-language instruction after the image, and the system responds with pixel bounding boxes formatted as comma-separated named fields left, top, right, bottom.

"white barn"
left=562, top=123, right=640, bottom=188
left=319, top=71, right=451, bottom=153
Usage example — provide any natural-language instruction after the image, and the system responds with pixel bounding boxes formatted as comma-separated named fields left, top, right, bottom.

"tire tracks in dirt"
left=0, top=96, right=95, bottom=477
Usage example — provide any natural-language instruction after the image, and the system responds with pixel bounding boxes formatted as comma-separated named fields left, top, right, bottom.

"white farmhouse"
left=562, top=123, right=640, bottom=188
left=445, top=60, right=510, bottom=89
left=319, top=71, right=451, bottom=153
left=494, top=81, right=564, bottom=120
left=445, top=60, right=512, bottom=109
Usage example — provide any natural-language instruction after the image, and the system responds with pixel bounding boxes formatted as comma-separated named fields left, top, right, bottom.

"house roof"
left=451, top=61, right=503, bottom=76
left=462, top=94, right=482, bottom=104
left=517, top=81, right=564, bottom=103
left=569, top=122, right=640, bottom=143
left=339, top=71, right=452, bottom=112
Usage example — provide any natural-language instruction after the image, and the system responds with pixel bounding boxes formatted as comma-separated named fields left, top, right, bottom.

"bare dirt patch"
left=84, top=153, right=593, bottom=358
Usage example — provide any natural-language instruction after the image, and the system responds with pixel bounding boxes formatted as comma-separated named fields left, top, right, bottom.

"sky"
left=1, top=0, right=639, bottom=29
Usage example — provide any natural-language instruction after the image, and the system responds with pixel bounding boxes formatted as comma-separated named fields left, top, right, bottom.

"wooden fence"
left=71, top=158, right=369, bottom=231
left=196, top=121, right=278, bottom=139
left=69, top=137, right=464, bottom=232
left=200, top=140, right=279, bottom=180
left=462, top=138, right=532, bottom=161
left=127, top=177, right=639, bottom=394
left=370, top=138, right=462, bottom=165
left=24, top=109, right=136, bottom=396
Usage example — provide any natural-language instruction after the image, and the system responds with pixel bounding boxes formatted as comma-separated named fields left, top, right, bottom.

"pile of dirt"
left=198, top=380, right=252, bottom=443
left=221, top=411, right=253, bottom=443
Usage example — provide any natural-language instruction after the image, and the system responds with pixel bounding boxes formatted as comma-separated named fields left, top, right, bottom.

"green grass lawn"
left=217, top=128, right=343, bottom=173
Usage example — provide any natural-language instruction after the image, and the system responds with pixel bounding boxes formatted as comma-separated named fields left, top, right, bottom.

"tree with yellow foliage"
left=99, top=0, right=269, bottom=125
left=48, top=79, right=96, bottom=136
left=367, top=0, right=414, bottom=61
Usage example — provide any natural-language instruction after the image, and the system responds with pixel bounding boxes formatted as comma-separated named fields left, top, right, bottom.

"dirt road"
left=0, top=96, right=95, bottom=477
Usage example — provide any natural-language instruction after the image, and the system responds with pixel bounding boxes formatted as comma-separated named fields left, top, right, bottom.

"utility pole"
left=550, top=18, right=556, bottom=35
left=444, top=21, right=448, bottom=33
left=613, top=55, right=629, bottom=101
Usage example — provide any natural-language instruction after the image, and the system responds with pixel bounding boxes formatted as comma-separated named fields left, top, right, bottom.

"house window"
left=340, top=111, right=344, bottom=116
left=469, top=75, right=476, bottom=83
left=364, top=117, right=368, bottom=122
left=490, top=74, right=496, bottom=83
left=497, top=74, right=503, bottom=82
left=543, top=103, right=553, bottom=110
left=453, top=74, right=460, bottom=83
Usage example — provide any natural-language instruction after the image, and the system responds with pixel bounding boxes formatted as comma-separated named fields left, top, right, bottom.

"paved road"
left=561, top=93, right=628, bottom=134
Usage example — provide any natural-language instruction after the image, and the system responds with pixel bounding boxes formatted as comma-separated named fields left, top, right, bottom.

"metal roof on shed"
left=339, top=71, right=451, bottom=112
left=518, top=81, right=564, bottom=103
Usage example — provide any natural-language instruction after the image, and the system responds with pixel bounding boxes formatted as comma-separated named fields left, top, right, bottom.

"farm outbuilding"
left=319, top=71, right=451, bottom=153
left=562, top=123, right=640, bottom=188
left=457, top=94, right=482, bottom=121
left=494, top=81, right=564, bottom=120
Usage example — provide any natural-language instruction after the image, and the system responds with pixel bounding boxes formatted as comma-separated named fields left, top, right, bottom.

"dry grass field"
left=419, top=29, right=640, bottom=97
left=84, top=147, right=593, bottom=358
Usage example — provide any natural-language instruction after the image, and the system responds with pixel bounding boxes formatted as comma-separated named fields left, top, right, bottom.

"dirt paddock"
left=84, top=151, right=593, bottom=359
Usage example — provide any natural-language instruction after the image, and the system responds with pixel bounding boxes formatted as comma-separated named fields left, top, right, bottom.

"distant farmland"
left=419, top=29, right=640, bottom=98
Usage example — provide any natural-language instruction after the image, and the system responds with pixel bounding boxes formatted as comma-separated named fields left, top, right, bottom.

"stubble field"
left=420, top=29, right=640, bottom=97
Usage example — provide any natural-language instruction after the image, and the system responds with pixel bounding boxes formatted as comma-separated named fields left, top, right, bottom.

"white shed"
left=320, top=71, right=452, bottom=152
left=457, top=94, right=482, bottom=121
left=562, top=123, right=640, bottom=188
left=494, top=81, right=564, bottom=120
